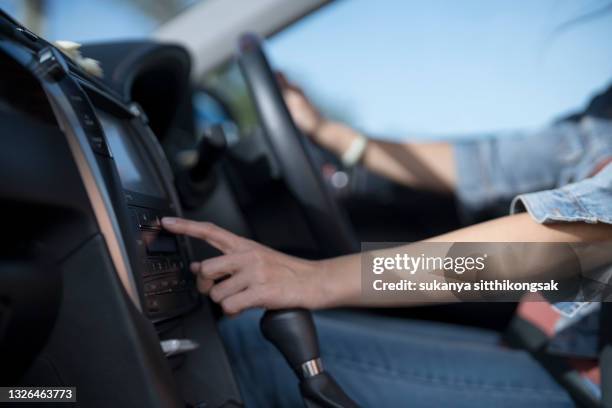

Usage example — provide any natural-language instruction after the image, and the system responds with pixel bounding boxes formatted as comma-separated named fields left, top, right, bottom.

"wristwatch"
left=341, top=133, right=368, bottom=167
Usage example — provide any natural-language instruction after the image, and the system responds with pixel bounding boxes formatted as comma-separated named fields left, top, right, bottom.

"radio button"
left=151, top=260, right=164, bottom=272
left=145, top=282, right=159, bottom=293
left=137, top=210, right=161, bottom=230
left=138, top=211, right=152, bottom=227
left=146, top=297, right=160, bottom=312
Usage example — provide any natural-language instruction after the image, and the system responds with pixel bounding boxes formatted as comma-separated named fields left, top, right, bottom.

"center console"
left=95, top=107, right=198, bottom=320
left=45, top=57, right=201, bottom=322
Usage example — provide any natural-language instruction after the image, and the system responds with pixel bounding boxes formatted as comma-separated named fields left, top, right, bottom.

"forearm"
left=428, top=213, right=612, bottom=243
left=315, top=120, right=456, bottom=193
left=316, top=213, right=612, bottom=308
left=364, top=140, right=456, bottom=193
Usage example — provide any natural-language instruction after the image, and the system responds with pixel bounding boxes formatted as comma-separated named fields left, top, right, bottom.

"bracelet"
left=341, top=133, right=368, bottom=167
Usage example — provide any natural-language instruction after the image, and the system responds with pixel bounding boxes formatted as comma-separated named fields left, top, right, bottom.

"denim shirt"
left=455, top=116, right=612, bottom=299
left=454, top=116, right=612, bottom=224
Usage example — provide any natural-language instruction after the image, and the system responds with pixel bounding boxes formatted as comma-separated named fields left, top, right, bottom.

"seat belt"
left=505, top=315, right=600, bottom=408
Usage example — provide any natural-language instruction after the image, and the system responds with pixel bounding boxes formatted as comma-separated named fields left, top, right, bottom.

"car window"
left=200, top=62, right=259, bottom=139
left=0, top=0, right=203, bottom=42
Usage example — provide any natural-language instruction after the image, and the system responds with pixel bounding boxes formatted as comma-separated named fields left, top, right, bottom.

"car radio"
left=83, top=79, right=199, bottom=321
left=128, top=204, right=192, bottom=314
left=94, top=108, right=198, bottom=318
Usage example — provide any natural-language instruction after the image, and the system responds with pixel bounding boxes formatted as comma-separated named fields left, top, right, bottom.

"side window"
left=199, top=61, right=258, bottom=140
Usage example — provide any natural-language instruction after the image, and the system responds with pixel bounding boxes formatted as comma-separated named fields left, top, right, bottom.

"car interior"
left=1, top=2, right=582, bottom=406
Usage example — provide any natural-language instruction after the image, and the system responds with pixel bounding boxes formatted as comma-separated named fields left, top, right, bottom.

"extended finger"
left=161, top=218, right=243, bottom=253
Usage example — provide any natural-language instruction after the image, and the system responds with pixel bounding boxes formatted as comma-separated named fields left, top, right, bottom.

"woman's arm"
left=315, top=121, right=456, bottom=193
left=162, top=214, right=612, bottom=314
left=322, top=213, right=612, bottom=308
left=279, top=75, right=456, bottom=193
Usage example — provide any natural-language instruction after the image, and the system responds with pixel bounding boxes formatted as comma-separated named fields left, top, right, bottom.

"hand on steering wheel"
left=276, top=71, right=325, bottom=137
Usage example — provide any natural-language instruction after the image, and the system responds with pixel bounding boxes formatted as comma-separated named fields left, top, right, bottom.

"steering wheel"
left=236, top=33, right=358, bottom=257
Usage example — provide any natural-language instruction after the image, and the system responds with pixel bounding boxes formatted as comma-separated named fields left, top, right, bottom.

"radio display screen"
left=97, top=111, right=165, bottom=199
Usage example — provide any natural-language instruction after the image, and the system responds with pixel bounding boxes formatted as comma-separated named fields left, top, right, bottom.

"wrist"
left=306, top=258, right=357, bottom=310
left=310, top=117, right=331, bottom=144
left=301, top=259, right=336, bottom=310
left=314, top=121, right=360, bottom=157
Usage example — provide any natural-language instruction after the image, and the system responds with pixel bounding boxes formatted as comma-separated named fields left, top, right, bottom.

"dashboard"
left=0, top=10, right=242, bottom=407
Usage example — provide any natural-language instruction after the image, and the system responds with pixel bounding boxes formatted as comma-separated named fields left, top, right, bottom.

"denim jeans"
left=219, top=309, right=574, bottom=407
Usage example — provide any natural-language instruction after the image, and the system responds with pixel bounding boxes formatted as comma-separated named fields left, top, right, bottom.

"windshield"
left=0, top=0, right=202, bottom=42
left=204, top=0, right=612, bottom=139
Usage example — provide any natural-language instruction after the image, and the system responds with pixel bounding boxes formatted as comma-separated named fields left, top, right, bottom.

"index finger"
left=161, top=217, right=242, bottom=253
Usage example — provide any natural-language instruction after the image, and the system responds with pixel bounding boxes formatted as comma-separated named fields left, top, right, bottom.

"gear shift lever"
left=260, top=309, right=359, bottom=408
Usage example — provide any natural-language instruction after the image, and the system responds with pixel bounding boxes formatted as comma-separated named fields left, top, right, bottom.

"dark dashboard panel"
left=0, top=12, right=242, bottom=407
left=47, top=64, right=200, bottom=321
left=90, top=103, right=199, bottom=320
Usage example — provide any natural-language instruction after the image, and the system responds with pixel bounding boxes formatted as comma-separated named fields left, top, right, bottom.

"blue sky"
left=0, top=0, right=158, bottom=41
left=2, top=0, right=611, bottom=139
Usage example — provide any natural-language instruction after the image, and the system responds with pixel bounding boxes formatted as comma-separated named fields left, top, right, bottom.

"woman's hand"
left=277, top=72, right=325, bottom=136
left=161, top=217, right=330, bottom=315
left=277, top=72, right=364, bottom=158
